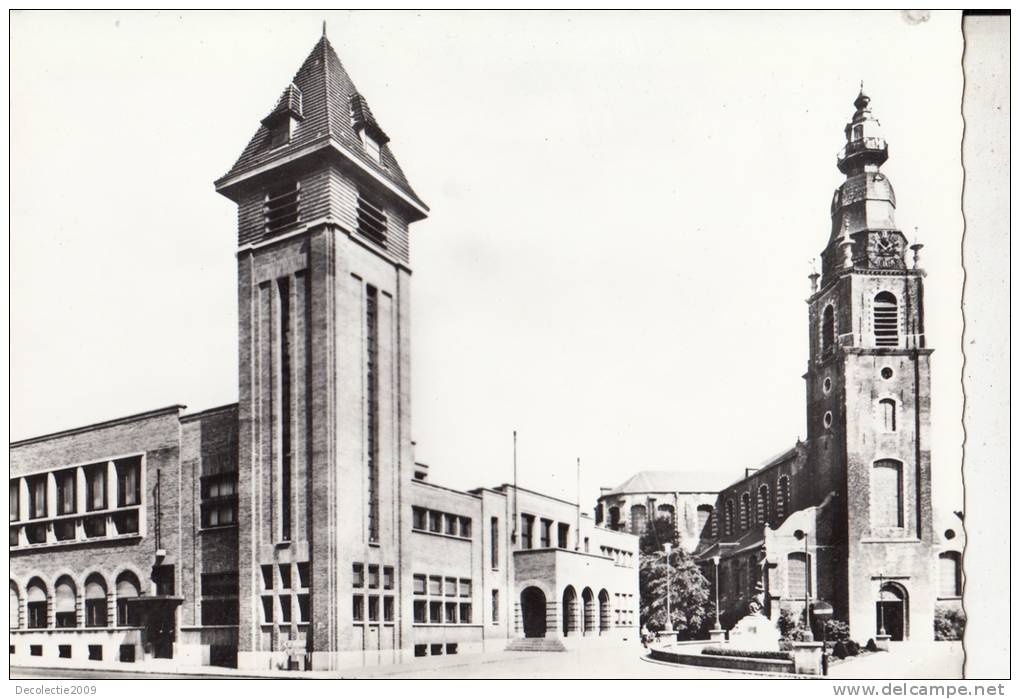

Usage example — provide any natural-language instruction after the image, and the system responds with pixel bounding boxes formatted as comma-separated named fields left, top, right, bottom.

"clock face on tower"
left=867, top=231, right=905, bottom=269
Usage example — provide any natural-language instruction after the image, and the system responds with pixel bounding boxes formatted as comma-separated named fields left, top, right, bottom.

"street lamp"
left=711, top=555, right=722, bottom=631
left=662, top=543, right=673, bottom=633
left=793, top=529, right=814, bottom=642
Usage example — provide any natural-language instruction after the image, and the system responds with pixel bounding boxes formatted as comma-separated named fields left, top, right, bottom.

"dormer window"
left=269, top=118, right=294, bottom=149
left=264, top=182, right=300, bottom=234
left=357, top=192, right=387, bottom=246
left=362, top=132, right=381, bottom=163
left=262, top=83, right=303, bottom=152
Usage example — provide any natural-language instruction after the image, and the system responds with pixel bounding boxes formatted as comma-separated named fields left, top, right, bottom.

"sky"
left=10, top=11, right=966, bottom=514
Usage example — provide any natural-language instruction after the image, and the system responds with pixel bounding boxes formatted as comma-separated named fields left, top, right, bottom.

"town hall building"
left=9, top=32, right=639, bottom=672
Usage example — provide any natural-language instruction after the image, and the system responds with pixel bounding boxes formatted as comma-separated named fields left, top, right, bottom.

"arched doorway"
left=561, top=586, right=577, bottom=636
left=876, top=582, right=908, bottom=641
left=521, top=587, right=547, bottom=638
left=598, top=589, right=610, bottom=635
left=581, top=588, right=595, bottom=636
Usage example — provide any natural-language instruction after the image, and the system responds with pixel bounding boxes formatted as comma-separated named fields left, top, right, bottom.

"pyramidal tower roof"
left=216, top=33, right=426, bottom=213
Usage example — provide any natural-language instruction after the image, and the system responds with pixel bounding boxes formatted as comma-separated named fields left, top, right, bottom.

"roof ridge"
left=320, top=35, right=332, bottom=144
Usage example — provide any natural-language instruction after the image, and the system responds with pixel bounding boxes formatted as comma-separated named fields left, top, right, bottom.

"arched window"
left=777, top=476, right=791, bottom=520
left=939, top=552, right=962, bottom=598
left=822, top=305, right=836, bottom=355
left=873, top=292, right=899, bottom=347
left=608, top=507, right=621, bottom=531
left=879, top=398, right=897, bottom=432
left=116, top=571, right=141, bottom=626
left=724, top=500, right=734, bottom=537
left=9, top=582, right=20, bottom=629
left=757, top=484, right=770, bottom=526
left=740, top=493, right=751, bottom=530
left=871, top=459, right=904, bottom=528
left=84, top=574, right=108, bottom=628
left=787, top=551, right=809, bottom=598
left=697, top=505, right=714, bottom=537
left=27, top=578, right=47, bottom=629
left=657, top=504, right=676, bottom=527
left=54, top=576, right=77, bottom=628
left=629, top=504, right=647, bottom=537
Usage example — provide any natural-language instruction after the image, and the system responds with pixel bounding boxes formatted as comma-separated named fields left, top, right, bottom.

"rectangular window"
left=28, top=475, right=47, bottom=519
left=383, top=596, right=394, bottom=622
left=557, top=522, right=570, bottom=549
left=201, top=573, right=239, bottom=597
left=430, top=644, right=443, bottom=656
left=459, top=603, right=471, bottom=624
left=9, top=481, right=18, bottom=522
left=444, top=577, right=456, bottom=597
left=84, top=464, right=106, bottom=512
left=264, top=182, right=300, bottom=234
left=413, top=574, right=426, bottom=595
left=352, top=595, right=364, bottom=622
left=444, top=513, right=457, bottom=536
left=298, top=594, right=310, bottom=623
left=261, top=596, right=274, bottom=623
left=28, top=602, right=46, bottom=629
left=277, top=277, right=293, bottom=542
left=367, top=565, right=379, bottom=589
left=279, top=565, right=292, bottom=590
left=459, top=517, right=472, bottom=538
left=540, top=519, right=552, bottom=548
left=261, top=565, right=274, bottom=591
left=444, top=601, right=457, bottom=624
left=357, top=192, right=387, bottom=245
left=297, top=562, right=310, bottom=589
left=428, top=511, right=441, bottom=533
left=446, top=643, right=458, bottom=655
left=367, top=595, right=379, bottom=622
left=490, top=517, right=499, bottom=569
left=521, top=514, right=534, bottom=549
left=459, top=579, right=471, bottom=598
left=414, top=644, right=427, bottom=657
left=352, top=563, right=364, bottom=588
left=116, top=457, right=141, bottom=507
left=412, top=506, right=427, bottom=530
left=428, top=576, right=441, bottom=596
left=56, top=469, right=75, bottom=516
left=429, top=601, right=442, bottom=623
left=383, top=566, right=394, bottom=590
left=201, top=473, right=238, bottom=528
left=491, top=589, right=499, bottom=623
left=365, top=285, right=380, bottom=543
left=201, top=599, right=239, bottom=626
left=413, top=600, right=426, bottom=623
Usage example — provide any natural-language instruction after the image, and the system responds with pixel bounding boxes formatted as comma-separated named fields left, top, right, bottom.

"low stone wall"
left=648, top=647, right=796, bottom=675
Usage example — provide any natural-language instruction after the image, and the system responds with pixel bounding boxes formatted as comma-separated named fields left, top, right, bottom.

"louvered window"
left=939, top=553, right=961, bottom=597
left=264, top=182, right=300, bottom=234
left=357, top=193, right=387, bottom=246
left=871, top=459, right=903, bottom=528
left=873, top=292, right=899, bottom=347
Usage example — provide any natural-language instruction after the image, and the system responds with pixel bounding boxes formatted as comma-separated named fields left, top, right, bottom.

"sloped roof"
left=603, top=470, right=724, bottom=497
left=216, top=35, right=425, bottom=210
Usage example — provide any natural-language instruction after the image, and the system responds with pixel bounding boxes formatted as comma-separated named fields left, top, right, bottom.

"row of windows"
left=261, top=593, right=311, bottom=624
left=10, top=456, right=142, bottom=522
left=353, top=563, right=394, bottom=590
left=412, top=573, right=473, bottom=625
left=613, top=593, right=636, bottom=626
left=353, top=594, right=395, bottom=623
left=599, top=546, right=635, bottom=568
left=261, top=562, right=311, bottom=592
left=519, top=514, right=579, bottom=550
left=412, top=507, right=472, bottom=539
left=11, top=571, right=145, bottom=630
left=200, top=472, right=238, bottom=529
left=721, top=475, right=793, bottom=537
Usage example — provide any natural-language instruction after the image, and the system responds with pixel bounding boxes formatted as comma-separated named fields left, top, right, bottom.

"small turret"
left=836, top=84, right=889, bottom=175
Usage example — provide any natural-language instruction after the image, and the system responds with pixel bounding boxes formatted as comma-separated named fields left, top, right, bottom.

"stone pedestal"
left=708, top=628, right=727, bottom=643
left=874, top=634, right=891, bottom=651
left=791, top=641, right=824, bottom=675
left=728, top=613, right=781, bottom=651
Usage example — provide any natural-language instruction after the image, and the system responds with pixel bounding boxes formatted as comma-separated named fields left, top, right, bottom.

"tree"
left=638, top=516, right=713, bottom=637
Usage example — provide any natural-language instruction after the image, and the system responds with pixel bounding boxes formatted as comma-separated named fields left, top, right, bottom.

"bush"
left=934, top=607, right=966, bottom=641
left=824, top=619, right=851, bottom=643
left=845, top=640, right=860, bottom=656
left=865, top=638, right=879, bottom=652
left=777, top=607, right=811, bottom=641
left=832, top=641, right=848, bottom=659
left=702, top=647, right=792, bottom=661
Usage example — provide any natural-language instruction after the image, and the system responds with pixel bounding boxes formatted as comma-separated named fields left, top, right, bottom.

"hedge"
left=702, top=647, right=793, bottom=661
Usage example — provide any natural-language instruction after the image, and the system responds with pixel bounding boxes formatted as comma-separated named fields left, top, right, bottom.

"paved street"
left=11, top=641, right=965, bottom=680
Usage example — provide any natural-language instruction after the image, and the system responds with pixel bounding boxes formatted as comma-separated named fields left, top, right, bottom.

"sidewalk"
left=827, top=642, right=964, bottom=679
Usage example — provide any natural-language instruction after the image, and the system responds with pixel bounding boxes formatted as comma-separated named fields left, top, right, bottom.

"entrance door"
left=876, top=582, right=907, bottom=641
left=521, top=587, right=547, bottom=638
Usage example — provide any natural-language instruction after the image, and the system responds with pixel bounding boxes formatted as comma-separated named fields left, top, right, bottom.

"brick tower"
left=215, top=32, right=428, bottom=670
left=805, top=88, right=935, bottom=641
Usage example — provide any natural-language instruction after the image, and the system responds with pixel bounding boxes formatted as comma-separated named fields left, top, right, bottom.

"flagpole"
left=576, top=457, right=582, bottom=550
left=512, top=430, right=518, bottom=543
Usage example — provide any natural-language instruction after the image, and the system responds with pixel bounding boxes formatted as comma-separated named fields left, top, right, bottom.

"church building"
left=9, top=32, right=639, bottom=672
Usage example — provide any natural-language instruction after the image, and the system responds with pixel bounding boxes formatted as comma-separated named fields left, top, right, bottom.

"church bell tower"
left=215, top=31, right=428, bottom=670
left=805, top=88, right=935, bottom=640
